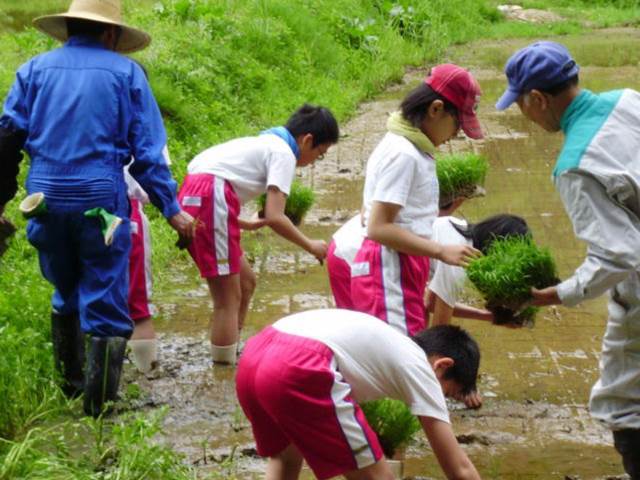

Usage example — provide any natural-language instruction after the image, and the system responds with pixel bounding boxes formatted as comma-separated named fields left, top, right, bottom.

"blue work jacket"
left=0, top=35, right=180, bottom=217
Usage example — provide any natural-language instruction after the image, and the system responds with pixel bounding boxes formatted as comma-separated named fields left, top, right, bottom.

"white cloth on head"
left=273, top=309, right=450, bottom=423
left=361, top=132, right=439, bottom=238
left=187, top=135, right=297, bottom=204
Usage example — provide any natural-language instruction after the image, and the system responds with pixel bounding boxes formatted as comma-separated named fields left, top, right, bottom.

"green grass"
left=466, top=236, right=559, bottom=326
left=256, top=181, right=316, bottom=226
left=436, top=153, right=489, bottom=208
left=0, top=409, right=198, bottom=480
left=360, top=398, right=421, bottom=458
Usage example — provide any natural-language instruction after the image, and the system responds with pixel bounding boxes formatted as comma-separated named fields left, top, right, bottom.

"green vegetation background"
left=0, top=0, right=638, bottom=477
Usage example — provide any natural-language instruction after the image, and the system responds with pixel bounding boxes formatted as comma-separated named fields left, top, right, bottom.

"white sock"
left=210, top=343, right=237, bottom=365
left=129, top=339, right=158, bottom=373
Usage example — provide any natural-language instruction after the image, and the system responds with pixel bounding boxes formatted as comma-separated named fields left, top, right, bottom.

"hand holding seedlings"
left=439, top=243, right=481, bottom=267
left=530, top=285, right=561, bottom=306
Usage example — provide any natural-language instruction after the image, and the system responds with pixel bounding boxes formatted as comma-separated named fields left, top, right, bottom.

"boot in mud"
left=51, top=312, right=85, bottom=398
left=83, top=336, right=127, bottom=418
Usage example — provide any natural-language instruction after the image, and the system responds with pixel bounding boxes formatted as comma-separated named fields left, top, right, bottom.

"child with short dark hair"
left=497, top=41, right=640, bottom=478
left=179, top=104, right=339, bottom=364
left=236, top=309, right=482, bottom=480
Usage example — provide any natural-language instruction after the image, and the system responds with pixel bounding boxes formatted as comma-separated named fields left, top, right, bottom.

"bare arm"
left=367, top=201, right=480, bottom=267
left=264, top=186, right=326, bottom=260
left=419, top=416, right=481, bottom=480
left=427, top=289, right=492, bottom=326
left=238, top=213, right=267, bottom=231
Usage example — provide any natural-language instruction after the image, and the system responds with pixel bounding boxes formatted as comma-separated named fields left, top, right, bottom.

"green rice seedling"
left=360, top=398, right=421, bottom=458
left=466, top=236, right=559, bottom=327
left=436, top=153, right=489, bottom=208
left=256, top=181, right=315, bottom=226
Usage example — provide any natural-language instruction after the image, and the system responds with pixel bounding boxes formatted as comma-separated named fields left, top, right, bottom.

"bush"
left=360, top=398, right=420, bottom=458
left=256, top=181, right=315, bottom=226
left=436, top=153, right=489, bottom=208
left=466, top=236, right=559, bottom=327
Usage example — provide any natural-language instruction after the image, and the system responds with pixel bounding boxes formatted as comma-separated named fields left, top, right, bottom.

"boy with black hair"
left=179, top=104, right=339, bottom=364
left=237, top=308, right=482, bottom=480
left=497, top=40, right=640, bottom=478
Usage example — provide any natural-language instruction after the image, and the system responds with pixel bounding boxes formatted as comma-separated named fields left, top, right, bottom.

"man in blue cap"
left=496, top=41, right=640, bottom=478
left=0, top=0, right=194, bottom=417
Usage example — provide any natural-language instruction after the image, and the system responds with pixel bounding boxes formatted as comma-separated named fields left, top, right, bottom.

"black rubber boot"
left=83, top=336, right=127, bottom=418
left=51, top=312, right=85, bottom=398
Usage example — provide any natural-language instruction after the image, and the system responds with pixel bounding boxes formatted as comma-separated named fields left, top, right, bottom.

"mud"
left=123, top=28, right=640, bottom=479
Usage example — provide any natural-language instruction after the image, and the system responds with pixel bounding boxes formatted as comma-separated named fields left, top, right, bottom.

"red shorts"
left=351, top=238, right=430, bottom=336
left=128, top=198, right=152, bottom=321
left=236, top=327, right=383, bottom=480
left=327, top=239, right=355, bottom=309
left=178, top=174, right=242, bottom=278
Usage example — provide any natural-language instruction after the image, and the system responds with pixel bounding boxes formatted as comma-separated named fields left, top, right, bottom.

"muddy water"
left=132, top=29, right=640, bottom=479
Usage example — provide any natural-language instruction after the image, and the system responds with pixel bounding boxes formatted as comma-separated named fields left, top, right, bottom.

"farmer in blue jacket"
left=0, top=0, right=194, bottom=417
left=496, top=41, right=640, bottom=478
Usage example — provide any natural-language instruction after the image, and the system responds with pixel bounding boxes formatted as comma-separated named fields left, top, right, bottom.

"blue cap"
left=495, top=41, right=579, bottom=111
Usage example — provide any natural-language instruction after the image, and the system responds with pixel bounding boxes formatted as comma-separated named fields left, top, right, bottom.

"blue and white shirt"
left=554, top=89, right=640, bottom=430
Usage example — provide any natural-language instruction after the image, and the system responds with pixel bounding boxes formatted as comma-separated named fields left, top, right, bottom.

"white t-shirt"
left=187, top=135, right=297, bottom=203
left=332, top=214, right=366, bottom=266
left=125, top=146, right=171, bottom=204
left=124, top=169, right=149, bottom=204
left=429, top=217, right=470, bottom=307
left=273, top=309, right=450, bottom=423
left=362, top=132, right=439, bottom=238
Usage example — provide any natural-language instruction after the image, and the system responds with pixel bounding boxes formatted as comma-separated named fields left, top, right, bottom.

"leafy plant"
left=256, top=181, right=315, bottom=226
left=466, top=236, right=559, bottom=327
left=360, top=398, right=420, bottom=458
left=436, top=153, right=489, bottom=208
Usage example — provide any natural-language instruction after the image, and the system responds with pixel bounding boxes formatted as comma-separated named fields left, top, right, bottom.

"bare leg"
left=343, top=459, right=395, bottom=480
left=266, top=444, right=304, bottom=480
left=206, top=274, right=241, bottom=346
left=238, top=255, right=256, bottom=332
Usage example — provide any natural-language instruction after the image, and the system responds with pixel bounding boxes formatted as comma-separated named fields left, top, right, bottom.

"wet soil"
left=124, top=28, right=640, bottom=479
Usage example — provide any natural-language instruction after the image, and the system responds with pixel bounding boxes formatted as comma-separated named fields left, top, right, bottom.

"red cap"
left=425, top=64, right=483, bottom=140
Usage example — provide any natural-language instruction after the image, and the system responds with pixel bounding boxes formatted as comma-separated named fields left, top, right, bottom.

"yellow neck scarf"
left=386, top=111, right=436, bottom=155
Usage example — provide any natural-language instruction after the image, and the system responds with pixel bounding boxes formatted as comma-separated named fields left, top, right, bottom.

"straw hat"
left=33, top=0, right=150, bottom=54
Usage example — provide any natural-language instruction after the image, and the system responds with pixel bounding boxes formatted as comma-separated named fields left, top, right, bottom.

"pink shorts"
left=327, top=239, right=355, bottom=310
left=178, top=174, right=242, bottom=278
left=128, top=198, right=152, bottom=321
left=236, top=326, right=383, bottom=480
left=350, top=238, right=430, bottom=336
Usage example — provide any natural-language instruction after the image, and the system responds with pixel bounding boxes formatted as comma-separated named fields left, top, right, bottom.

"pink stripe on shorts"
left=236, top=326, right=383, bottom=480
left=178, top=173, right=242, bottom=278
left=327, top=239, right=355, bottom=310
left=128, top=198, right=152, bottom=321
left=351, top=238, right=430, bottom=336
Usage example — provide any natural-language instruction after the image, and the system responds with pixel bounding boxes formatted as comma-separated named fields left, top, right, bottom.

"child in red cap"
left=350, top=64, right=483, bottom=336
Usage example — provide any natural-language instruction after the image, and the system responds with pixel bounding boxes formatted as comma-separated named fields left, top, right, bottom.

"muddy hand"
left=440, top=244, right=481, bottom=267
left=170, top=210, right=196, bottom=249
left=309, top=239, right=327, bottom=265
left=530, top=286, right=561, bottom=306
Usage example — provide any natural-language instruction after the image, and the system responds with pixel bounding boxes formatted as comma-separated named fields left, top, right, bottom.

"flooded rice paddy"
left=127, top=29, right=640, bottom=479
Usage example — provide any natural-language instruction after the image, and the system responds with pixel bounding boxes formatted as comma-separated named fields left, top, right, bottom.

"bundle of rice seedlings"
left=436, top=153, right=489, bottom=208
left=466, top=236, right=559, bottom=327
left=360, top=398, right=421, bottom=458
left=256, top=180, right=315, bottom=226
